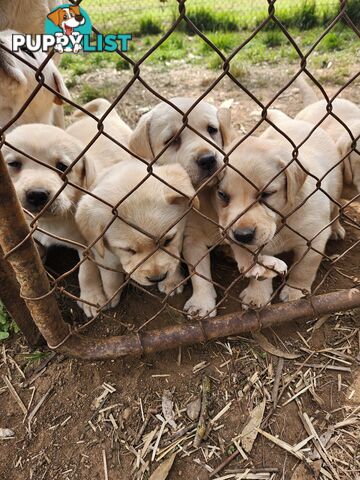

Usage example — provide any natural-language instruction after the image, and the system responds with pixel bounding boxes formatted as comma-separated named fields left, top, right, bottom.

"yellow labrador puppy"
left=130, top=98, right=236, bottom=317
left=0, top=1, right=62, bottom=34
left=3, top=123, right=128, bottom=317
left=129, top=97, right=230, bottom=188
left=67, top=98, right=133, bottom=173
left=215, top=110, right=343, bottom=308
left=3, top=124, right=99, bottom=249
left=0, top=30, right=69, bottom=130
left=76, top=161, right=198, bottom=315
left=295, top=77, right=360, bottom=193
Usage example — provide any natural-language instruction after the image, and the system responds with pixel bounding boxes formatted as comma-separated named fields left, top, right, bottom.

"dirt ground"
left=0, top=62, right=359, bottom=480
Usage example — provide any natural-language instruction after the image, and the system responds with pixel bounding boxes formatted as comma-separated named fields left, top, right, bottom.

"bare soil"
left=0, top=63, right=359, bottom=480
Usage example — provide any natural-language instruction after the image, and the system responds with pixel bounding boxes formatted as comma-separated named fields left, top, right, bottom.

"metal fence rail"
left=0, top=0, right=359, bottom=359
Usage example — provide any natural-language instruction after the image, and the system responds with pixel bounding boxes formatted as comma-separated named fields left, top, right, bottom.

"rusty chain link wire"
left=0, top=0, right=359, bottom=356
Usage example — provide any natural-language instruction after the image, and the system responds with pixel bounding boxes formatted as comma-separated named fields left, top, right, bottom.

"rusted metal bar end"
left=57, top=288, right=360, bottom=360
left=0, top=247, right=42, bottom=347
left=0, top=151, right=69, bottom=348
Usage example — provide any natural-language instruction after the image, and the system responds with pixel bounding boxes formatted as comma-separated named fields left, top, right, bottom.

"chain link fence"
left=0, top=0, right=359, bottom=359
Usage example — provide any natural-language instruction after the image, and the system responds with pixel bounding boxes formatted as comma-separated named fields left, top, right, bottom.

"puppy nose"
left=197, top=154, right=217, bottom=171
left=146, top=272, right=168, bottom=283
left=75, top=15, right=84, bottom=21
left=26, top=189, right=50, bottom=208
left=233, top=228, right=256, bottom=244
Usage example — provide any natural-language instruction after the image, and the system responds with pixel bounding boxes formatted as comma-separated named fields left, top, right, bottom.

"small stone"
left=0, top=428, right=14, bottom=439
left=186, top=398, right=201, bottom=421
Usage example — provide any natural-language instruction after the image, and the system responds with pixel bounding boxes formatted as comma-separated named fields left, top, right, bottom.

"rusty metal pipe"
left=58, top=288, right=360, bottom=360
left=0, top=151, right=69, bottom=347
left=0, top=247, right=41, bottom=347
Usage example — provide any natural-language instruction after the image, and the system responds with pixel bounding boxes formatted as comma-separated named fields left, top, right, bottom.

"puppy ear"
left=50, top=68, right=71, bottom=106
left=129, top=112, right=154, bottom=160
left=0, top=50, right=27, bottom=85
left=337, top=131, right=355, bottom=185
left=82, top=154, right=99, bottom=190
left=217, top=108, right=236, bottom=147
left=47, top=9, right=62, bottom=26
left=161, top=165, right=200, bottom=209
left=281, top=158, right=307, bottom=205
left=76, top=197, right=106, bottom=257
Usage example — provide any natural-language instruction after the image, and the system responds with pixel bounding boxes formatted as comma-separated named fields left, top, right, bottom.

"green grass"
left=178, top=8, right=238, bottom=34
left=345, top=0, right=360, bottom=27
left=24, top=350, right=49, bottom=363
left=139, top=14, right=162, bottom=35
left=61, top=24, right=357, bottom=85
left=0, top=302, right=19, bottom=341
left=85, top=0, right=340, bottom=35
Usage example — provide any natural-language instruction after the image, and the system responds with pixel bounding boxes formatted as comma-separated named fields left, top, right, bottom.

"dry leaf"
left=0, top=428, right=14, bottom=439
left=186, top=398, right=201, bottom=421
left=240, top=399, right=266, bottom=453
left=253, top=332, right=301, bottom=359
left=162, top=390, right=177, bottom=429
left=149, top=453, right=176, bottom=480
left=313, top=315, right=330, bottom=331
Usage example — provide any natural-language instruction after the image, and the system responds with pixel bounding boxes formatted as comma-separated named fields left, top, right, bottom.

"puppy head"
left=129, top=98, right=235, bottom=188
left=216, top=136, right=306, bottom=248
left=76, top=162, right=197, bottom=287
left=337, top=121, right=360, bottom=191
left=0, top=30, right=70, bottom=128
left=3, top=124, right=89, bottom=216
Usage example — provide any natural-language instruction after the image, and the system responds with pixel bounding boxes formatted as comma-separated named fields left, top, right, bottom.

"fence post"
left=0, top=150, right=70, bottom=348
left=0, top=247, right=41, bottom=347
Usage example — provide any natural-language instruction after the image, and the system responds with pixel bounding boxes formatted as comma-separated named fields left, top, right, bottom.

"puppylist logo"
left=12, top=4, right=132, bottom=54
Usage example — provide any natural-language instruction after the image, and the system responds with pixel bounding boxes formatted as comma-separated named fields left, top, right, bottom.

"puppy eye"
left=56, top=161, right=68, bottom=173
left=217, top=190, right=230, bottom=205
left=260, top=190, right=276, bottom=200
left=124, top=248, right=136, bottom=255
left=8, top=161, right=22, bottom=170
left=208, top=125, right=218, bottom=135
left=163, top=235, right=175, bottom=247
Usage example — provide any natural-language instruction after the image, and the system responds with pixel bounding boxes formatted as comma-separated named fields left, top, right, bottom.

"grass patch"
left=179, top=8, right=238, bottom=34
left=150, top=33, right=187, bottom=62
left=321, top=32, right=342, bottom=51
left=80, top=85, right=107, bottom=103
left=200, top=32, right=238, bottom=53
left=262, top=30, right=284, bottom=47
left=116, top=58, right=131, bottom=70
left=263, top=0, right=337, bottom=31
left=0, top=302, right=19, bottom=341
left=345, top=0, right=360, bottom=27
left=24, top=350, right=50, bottom=363
left=139, top=14, right=162, bottom=35
left=288, top=0, right=319, bottom=29
left=87, top=0, right=341, bottom=35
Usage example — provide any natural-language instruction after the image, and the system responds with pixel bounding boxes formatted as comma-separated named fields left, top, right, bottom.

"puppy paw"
left=279, top=285, right=305, bottom=302
left=240, top=283, right=273, bottom=309
left=158, top=271, right=185, bottom=296
left=245, top=255, right=287, bottom=280
left=78, top=288, right=108, bottom=318
left=184, top=294, right=217, bottom=318
left=330, top=222, right=346, bottom=241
